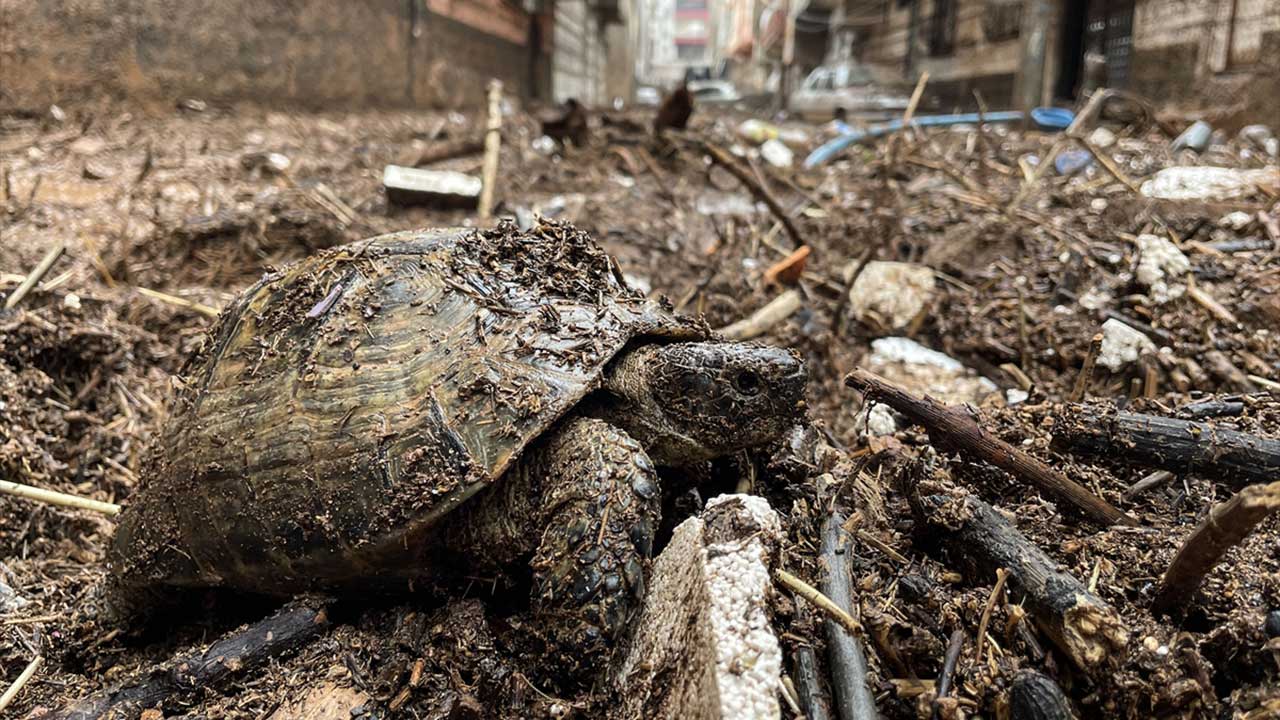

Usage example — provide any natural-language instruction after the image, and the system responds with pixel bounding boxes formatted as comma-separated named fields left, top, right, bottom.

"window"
left=677, top=43, right=706, bottom=61
left=928, top=0, right=956, bottom=56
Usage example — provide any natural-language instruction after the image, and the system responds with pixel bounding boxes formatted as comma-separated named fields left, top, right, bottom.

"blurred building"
left=832, top=0, right=1280, bottom=120
left=552, top=0, right=637, bottom=105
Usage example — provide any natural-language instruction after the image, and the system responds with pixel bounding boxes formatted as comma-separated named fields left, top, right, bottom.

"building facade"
left=833, top=0, right=1280, bottom=121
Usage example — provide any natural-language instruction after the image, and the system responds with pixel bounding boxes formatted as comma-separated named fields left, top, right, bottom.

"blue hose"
left=803, top=110, right=1027, bottom=168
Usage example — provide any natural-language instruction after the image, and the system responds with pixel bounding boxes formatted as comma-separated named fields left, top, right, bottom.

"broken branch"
left=845, top=368, right=1133, bottom=526
left=821, top=512, right=879, bottom=720
left=45, top=602, right=329, bottom=719
left=477, top=79, right=503, bottom=220
left=0, top=656, right=42, bottom=714
left=917, top=493, right=1129, bottom=669
left=700, top=141, right=804, bottom=247
left=1055, top=407, right=1280, bottom=490
left=1153, top=481, right=1280, bottom=613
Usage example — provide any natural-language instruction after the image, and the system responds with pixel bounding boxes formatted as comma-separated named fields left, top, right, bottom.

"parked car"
left=789, top=61, right=915, bottom=121
left=688, top=79, right=741, bottom=105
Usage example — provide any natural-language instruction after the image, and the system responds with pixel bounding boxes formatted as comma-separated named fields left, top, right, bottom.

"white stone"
left=847, top=261, right=935, bottom=331
left=1098, top=318, right=1156, bottom=371
left=865, top=337, right=1000, bottom=405
left=1088, top=127, right=1116, bottom=148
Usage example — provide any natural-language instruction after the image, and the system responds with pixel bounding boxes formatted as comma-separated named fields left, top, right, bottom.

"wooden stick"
left=917, top=493, right=1130, bottom=668
left=135, top=287, right=220, bottom=318
left=701, top=141, right=803, bottom=247
left=1072, top=135, right=1141, bottom=193
left=5, top=243, right=65, bottom=309
left=1056, top=407, right=1280, bottom=490
left=777, top=569, right=862, bottom=637
left=1153, top=481, right=1280, bottom=613
left=845, top=369, right=1132, bottom=526
left=1069, top=333, right=1103, bottom=403
left=1185, top=276, right=1239, bottom=326
left=974, top=567, right=1008, bottom=662
left=821, top=512, right=880, bottom=720
left=1007, top=88, right=1112, bottom=210
left=477, top=79, right=503, bottom=220
left=0, top=656, right=42, bottom=714
left=414, top=135, right=487, bottom=167
left=888, top=72, right=930, bottom=167
left=719, top=288, right=801, bottom=340
left=931, top=630, right=964, bottom=720
left=46, top=603, right=329, bottom=719
left=0, top=478, right=121, bottom=515
left=793, top=644, right=832, bottom=720
left=1124, top=469, right=1175, bottom=500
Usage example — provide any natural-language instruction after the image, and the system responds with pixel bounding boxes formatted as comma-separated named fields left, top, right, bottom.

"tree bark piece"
left=45, top=602, right=329, bottom=720
left=917, top=493, right=1129, bottom=669
left=820, top=512, right=879, bottom=720
left=793, top=645, right=832, bottom=720
left=1056, top=407, right=1280, bottom=490
left=1152, top=481, right=1280, bottom=613
left=845, top=369, right=1132, bottom=526
left=1009, top=669, right=1077, bottom=720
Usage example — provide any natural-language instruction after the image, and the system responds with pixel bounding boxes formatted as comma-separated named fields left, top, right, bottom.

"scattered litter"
left=383, top=164, right=481, bottom=208
left=696, top=192, right=760, bottom=217
left=865, top=336, right=999, bottom=405
left=1139, top=166, right=1279, bottom=200
left=241, top=151, right=292, bottom=175
left=1171, top=120, right=1212, bottom=153
left=1054, top=149, right=1094, bottom=176
left=1135, top=233, right=1190, bottom=304
left=1088, top=127, right=1116, bottom=149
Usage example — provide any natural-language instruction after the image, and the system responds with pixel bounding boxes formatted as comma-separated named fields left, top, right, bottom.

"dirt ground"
left=2, top=95, right=1280, bottom=719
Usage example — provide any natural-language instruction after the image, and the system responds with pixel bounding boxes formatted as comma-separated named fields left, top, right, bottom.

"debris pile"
left=1, top=86, right=1279, bottom=719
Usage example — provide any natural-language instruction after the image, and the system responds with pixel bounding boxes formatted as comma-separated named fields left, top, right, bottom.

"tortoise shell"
left=110, top=222, right=704, bottom=592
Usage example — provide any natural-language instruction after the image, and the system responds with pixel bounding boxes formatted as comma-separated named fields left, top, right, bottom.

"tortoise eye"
left=734, top=370, right=761, bottom=396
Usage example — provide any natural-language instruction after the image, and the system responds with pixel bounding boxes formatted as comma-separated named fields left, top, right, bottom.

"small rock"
left=1088, top=126, right=1117, bottom=148
left=69, top=136, right=107, bottom=156
left=1264, top=610, right=1280, bottom=638
left=63, top=293, right=81, bottom=310
left=179, top=98, right=208, bottom=112
left=1219, top=210, right=1254, bottom=231
left=1098, top=318, right=1156, bottom=371
left=760, top=139, right=793, bottom=168
left=847, top=261, right=935, bottom=331
left=49, top=104, right=66, bottom=122
left=240, top=151, right=292, bottom=175
left=865, top=336, right=999, bottom=405
left=82, top=160, right=116, bottom=181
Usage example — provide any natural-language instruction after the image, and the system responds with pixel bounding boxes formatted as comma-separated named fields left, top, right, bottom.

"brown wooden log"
left=1152, top=481, right=1280, bottom=614
left=1055, top=407, right=1280, bottom=489
left=916, top=493, right=1129, bottom=669
left=844, top=369, right=1133, bottom=526
left=43, top=602, right=329, bottom=720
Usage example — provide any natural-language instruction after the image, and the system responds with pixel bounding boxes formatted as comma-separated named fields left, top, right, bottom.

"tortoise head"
left=602, top=341, right=807, bottom=465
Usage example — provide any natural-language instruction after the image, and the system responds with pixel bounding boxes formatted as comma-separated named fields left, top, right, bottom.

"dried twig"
left=478, top=79, right=504, bottom=220
left=135, top=286, right=220, bottom=318
left=0, top=478, right=121, bottom=515
left=719, top=289, right=801, bottom=340
left=776, top=569, right=862, bottom=637
left=931, top=630, right=964, bottom=720
left=5, top=243, right=66, bottom=310
left=0, top=656, right=42, bottom=714
left=1153, top=481, right=1280, bottom=613
left=845, top=369, right=1133, bottom=525
left=1069, top=332, right=1104, bottom=402
left=700, top=141, right=803, bottom=247
left=974, top=568, right=1009, bottom=662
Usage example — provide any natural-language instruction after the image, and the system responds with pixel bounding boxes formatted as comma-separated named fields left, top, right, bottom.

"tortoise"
left=108, top=221, right=806, bottom=669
